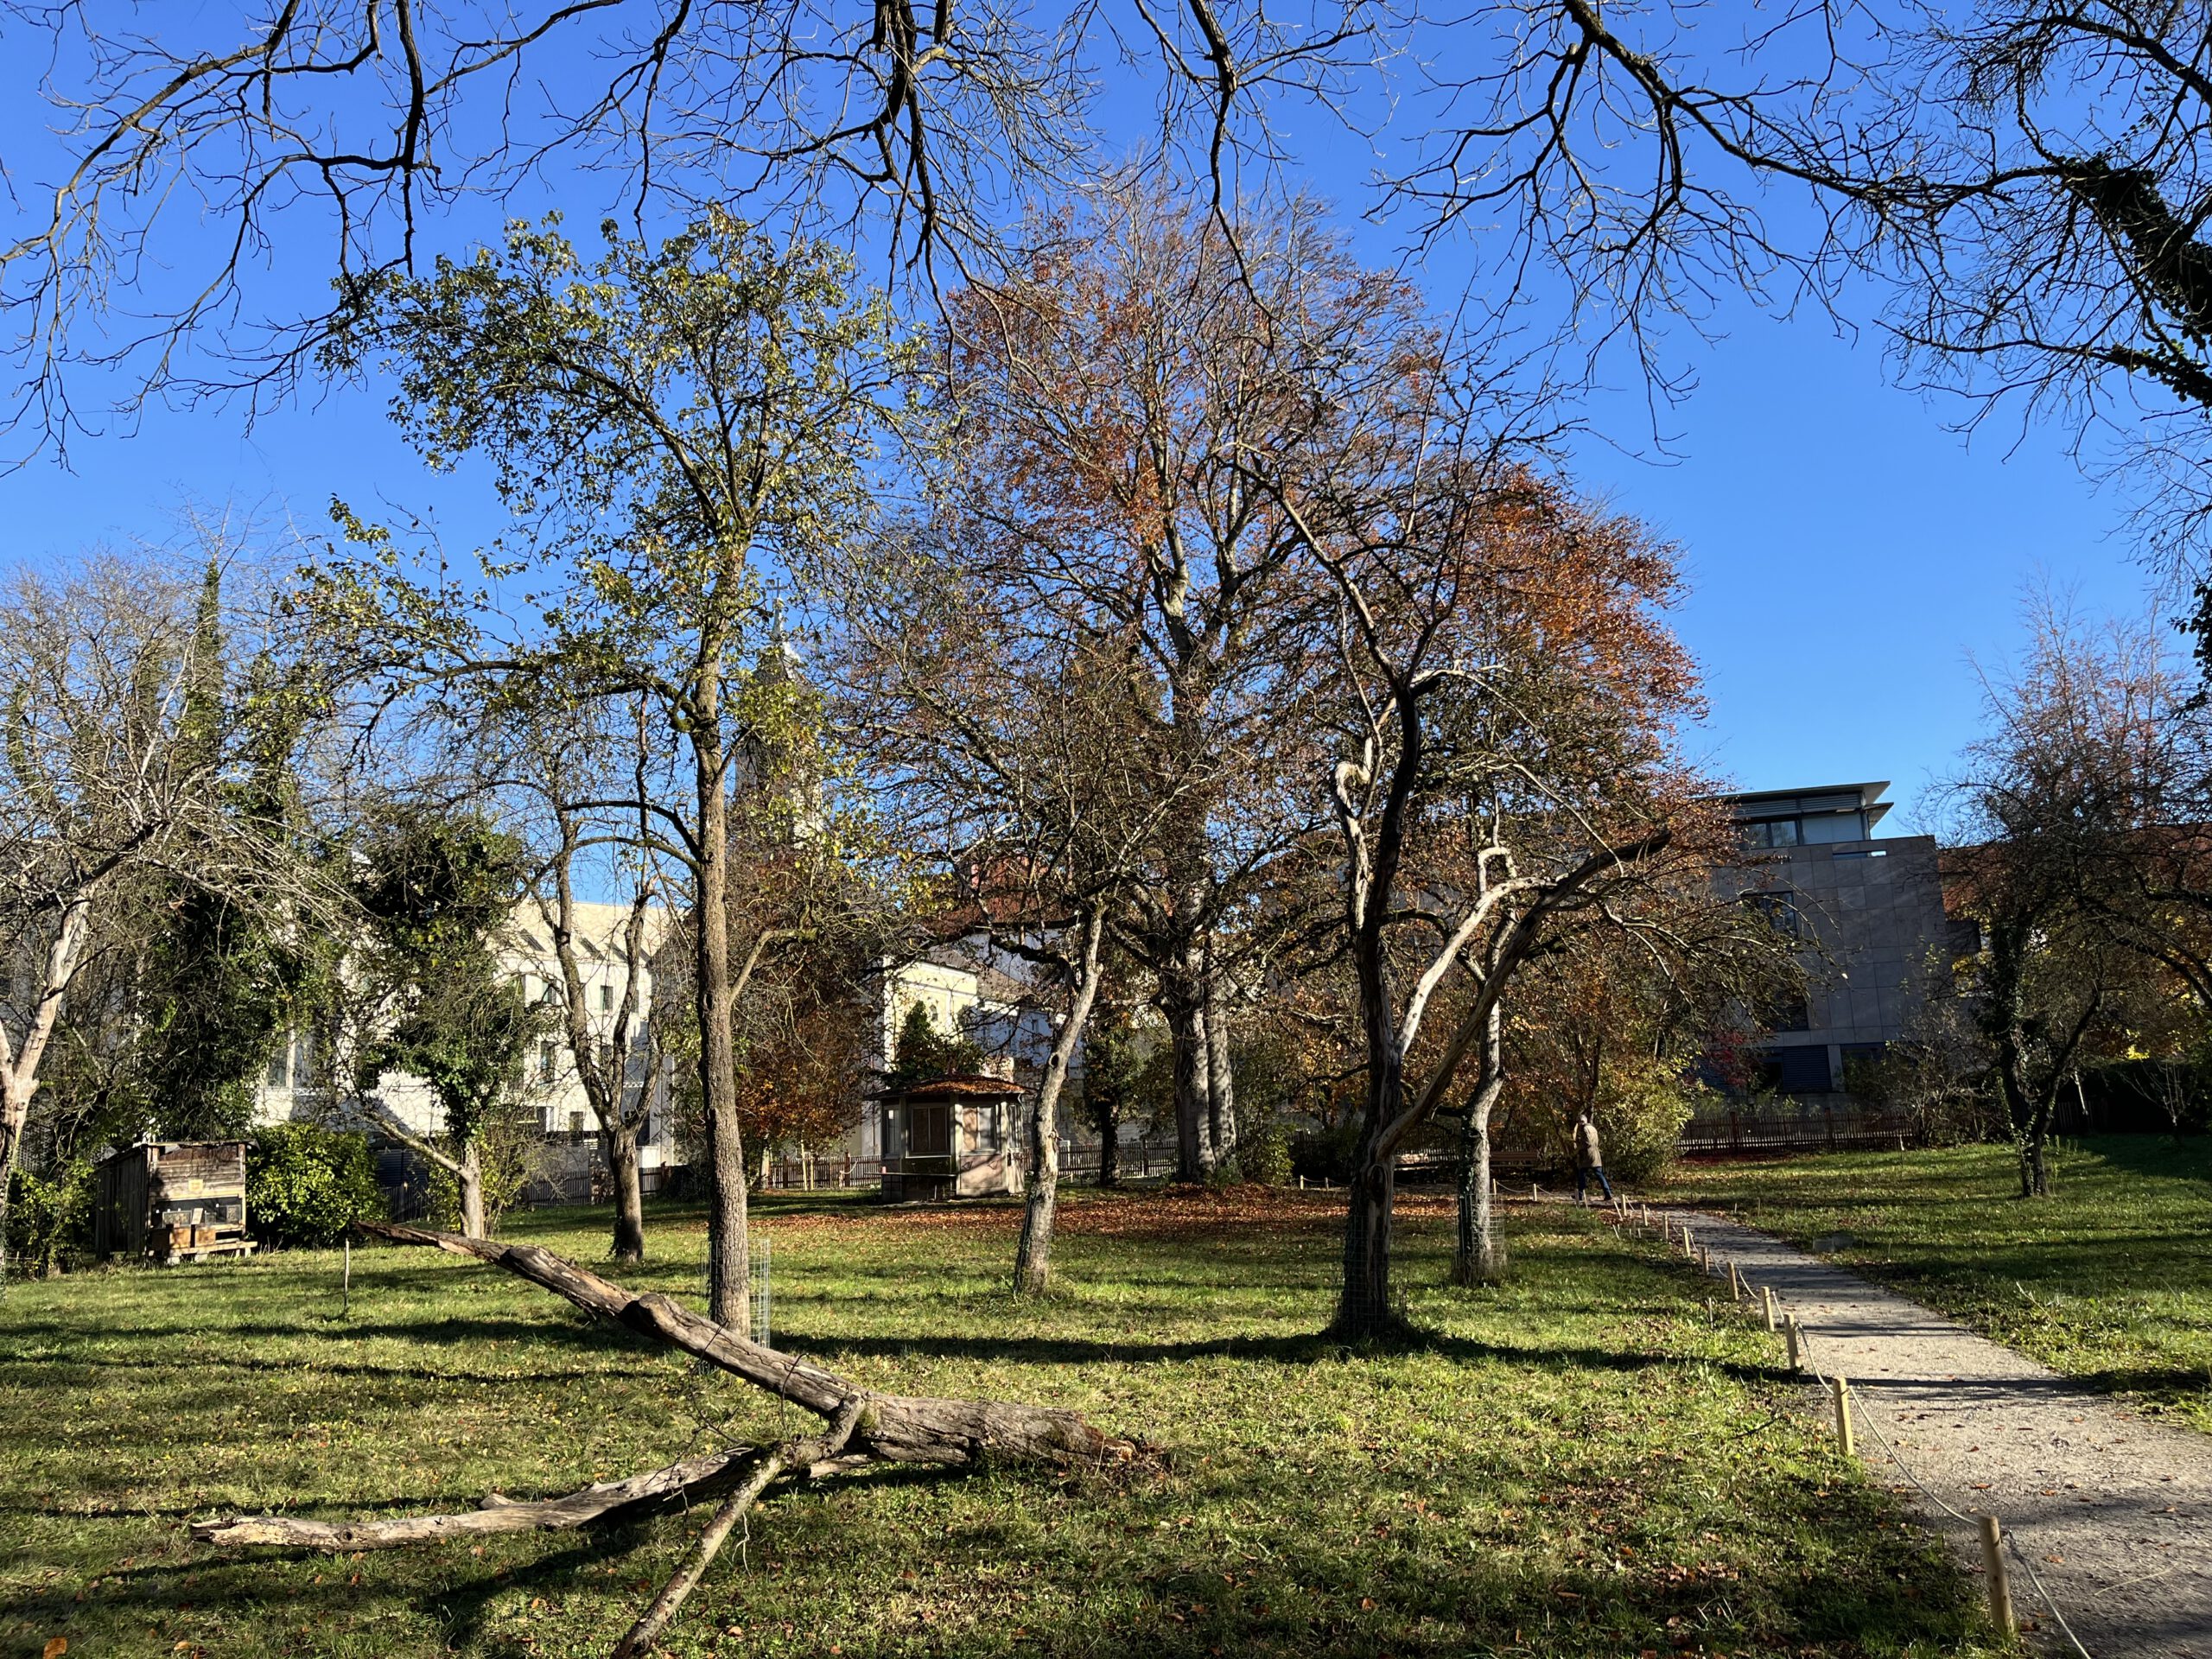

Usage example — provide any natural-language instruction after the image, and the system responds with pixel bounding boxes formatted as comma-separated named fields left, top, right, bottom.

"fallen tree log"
left=352, top=1222, right=1131, bottom=1467
left=191, top=1224, right=1139, bottom=1656
left=190, top=1444, right=872, bottom=1551
left=609, top=1396, right=869, bottom=1659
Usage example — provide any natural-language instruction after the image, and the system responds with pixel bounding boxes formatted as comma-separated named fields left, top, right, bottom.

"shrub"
left=4, top=1161, right=93, bottom=1274
left=1236, top=1116, right=1294, bottom=1185
left=247, top=1122, right=383, bottom=1248
left=1593, top=1058, right=1700, bottom=1182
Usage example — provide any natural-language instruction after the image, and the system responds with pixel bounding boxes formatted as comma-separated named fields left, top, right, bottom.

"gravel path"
left=1646, top=1206, right=2212, bottom=1658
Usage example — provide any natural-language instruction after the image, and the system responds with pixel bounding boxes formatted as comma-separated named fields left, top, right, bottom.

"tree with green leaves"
left=348, top=808, right=546, bottom=1239
left=884, top=1002, right=985, bottom=1091
left=314, top=210, right=908, bottom=1321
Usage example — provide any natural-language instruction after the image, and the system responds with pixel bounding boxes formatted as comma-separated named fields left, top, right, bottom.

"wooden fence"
left=1677, top=1102, right=1914, bottom=1156
left=753, top=1139, right=1185, bottom=1193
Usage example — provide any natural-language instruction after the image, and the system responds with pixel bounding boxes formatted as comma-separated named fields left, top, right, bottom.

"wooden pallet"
left=157, top=1237, right=257, bottom=1266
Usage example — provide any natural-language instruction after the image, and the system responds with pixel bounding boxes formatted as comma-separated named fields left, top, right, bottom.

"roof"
left=884, top=1072, right=1026, bottom=1100
left=1715, top=781, right=1893, bottom=830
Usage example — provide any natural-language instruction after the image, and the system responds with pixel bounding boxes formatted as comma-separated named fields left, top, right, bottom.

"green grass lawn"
left=1, top=1186, right=2000, bottom=1659
left=1657, top=1136, right=2212, bottom=1433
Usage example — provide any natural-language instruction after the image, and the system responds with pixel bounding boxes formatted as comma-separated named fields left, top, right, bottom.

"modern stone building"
left=1717, top=782, right=1954, bottom=1096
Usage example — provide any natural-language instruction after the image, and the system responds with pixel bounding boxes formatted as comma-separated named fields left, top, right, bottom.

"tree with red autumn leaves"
left=931, top=188, right=1398, bottom=1184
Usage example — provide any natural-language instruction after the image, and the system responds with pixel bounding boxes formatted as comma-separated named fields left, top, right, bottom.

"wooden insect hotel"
left=93, top=1140, right=257, bottom=1265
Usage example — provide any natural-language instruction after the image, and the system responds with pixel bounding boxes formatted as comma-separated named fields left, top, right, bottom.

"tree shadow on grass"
left=0, top=1313, right=650, bottom=1354
left=773, top=1324, right=1787, bottom=1385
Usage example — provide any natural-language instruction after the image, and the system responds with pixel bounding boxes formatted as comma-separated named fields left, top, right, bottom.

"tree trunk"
left=1096, top=1104, right=1119, bottom=1188
left=1167, top=984, right=1214, bottom=1182
left=1452, top=1007, right=1507, bottom=1286
left=457, top=1140, right=487, bottom=1240
left=0, top=897, right=93, bottom=1285
left=1205, top=972, right=1238, bottom=1177
left=693, top=712, right=749, bottom=1328
left=604, top=1125, right=646, bottom=1265
left=1335, top=1131, right=1398, bottom=1338
left=1014, top=914, right=1106, bottom=1296
left=0, top=1086, right=24, bottom=1286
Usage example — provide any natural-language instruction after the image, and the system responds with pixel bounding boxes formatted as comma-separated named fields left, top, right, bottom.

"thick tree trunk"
left=1205, top=973, right=1237, bottom=1176
left=693, top=715, right=749, bottom=1328
left=1014, top=915, right=1106, bottom=1296
left=457, top=1141, right=487, bottom=1240
left=604, top=1126, right=646, bottom=1265
left=1451, top=1114, right=1503, bottom=1287
left=1167, top=984, right=1214, bottom=1182
left=1096, top=1106, right=1119, bottom=1188
left=1335, top=1134, right=1398, bottom=1338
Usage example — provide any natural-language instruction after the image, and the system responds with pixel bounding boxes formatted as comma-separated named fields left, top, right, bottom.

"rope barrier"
left=1634, top=1207, right=2094, bottom=1659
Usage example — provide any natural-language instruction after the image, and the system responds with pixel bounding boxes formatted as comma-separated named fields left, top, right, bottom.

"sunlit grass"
left=1, top=1186, right=2000, bottom=1657
left=1658, top=1136, right=2212, bottom=1433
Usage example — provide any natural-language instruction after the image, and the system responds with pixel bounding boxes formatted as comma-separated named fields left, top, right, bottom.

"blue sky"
left=0, top=14, right=2169, bottom=836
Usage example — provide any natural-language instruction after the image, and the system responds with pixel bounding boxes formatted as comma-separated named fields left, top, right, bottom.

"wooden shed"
left=93, top=1141, right=257, bottom=1265
left=880, top=1074, right=1025, bottom=1202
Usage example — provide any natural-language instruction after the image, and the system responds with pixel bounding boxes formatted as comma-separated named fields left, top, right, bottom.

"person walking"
left=1573, top=1109, right=1614, bottom=1204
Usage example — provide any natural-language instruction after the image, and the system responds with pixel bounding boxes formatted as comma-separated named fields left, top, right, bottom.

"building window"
left=1802, top=810, right=1867, bottom=844
left=539, top=1040, right=558, bottom=1084
left=1741, top=817, right=1802, bottom=849
left=266, top=1042, right=290, bottom=1088
left=969, top=1103, right=1002, bottom=1154
left=1756, top=1046, right=1834, bottom=1094
left=569, top=1110, right=587, bottom=1142
left=599, top=982, right=614, bottom=1012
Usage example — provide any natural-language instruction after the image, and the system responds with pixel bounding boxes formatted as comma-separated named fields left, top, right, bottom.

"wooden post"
left=1762, top=1285, right=1777, bottom=1332
left=1786, top=1316, right=1802, bottom=1372
left=1978, top=1515, right=2017, bottom=1637
left=341, top=1238, right=352, bottom=1319
left=1832, top=1376, right=1854, bottom=1457
left=1728, top=1261, right=1744, bottom=1300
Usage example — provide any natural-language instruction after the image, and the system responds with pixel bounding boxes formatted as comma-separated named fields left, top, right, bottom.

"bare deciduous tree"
left=0, top=549, right=321, bottom=1276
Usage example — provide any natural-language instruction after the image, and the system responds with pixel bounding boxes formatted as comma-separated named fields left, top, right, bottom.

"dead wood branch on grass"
left=190, top=1224, right=1136, bottom=1655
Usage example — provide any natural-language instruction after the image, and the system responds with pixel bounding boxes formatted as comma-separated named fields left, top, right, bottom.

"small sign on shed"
left=92, top=1141, right=257, bottom=1265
